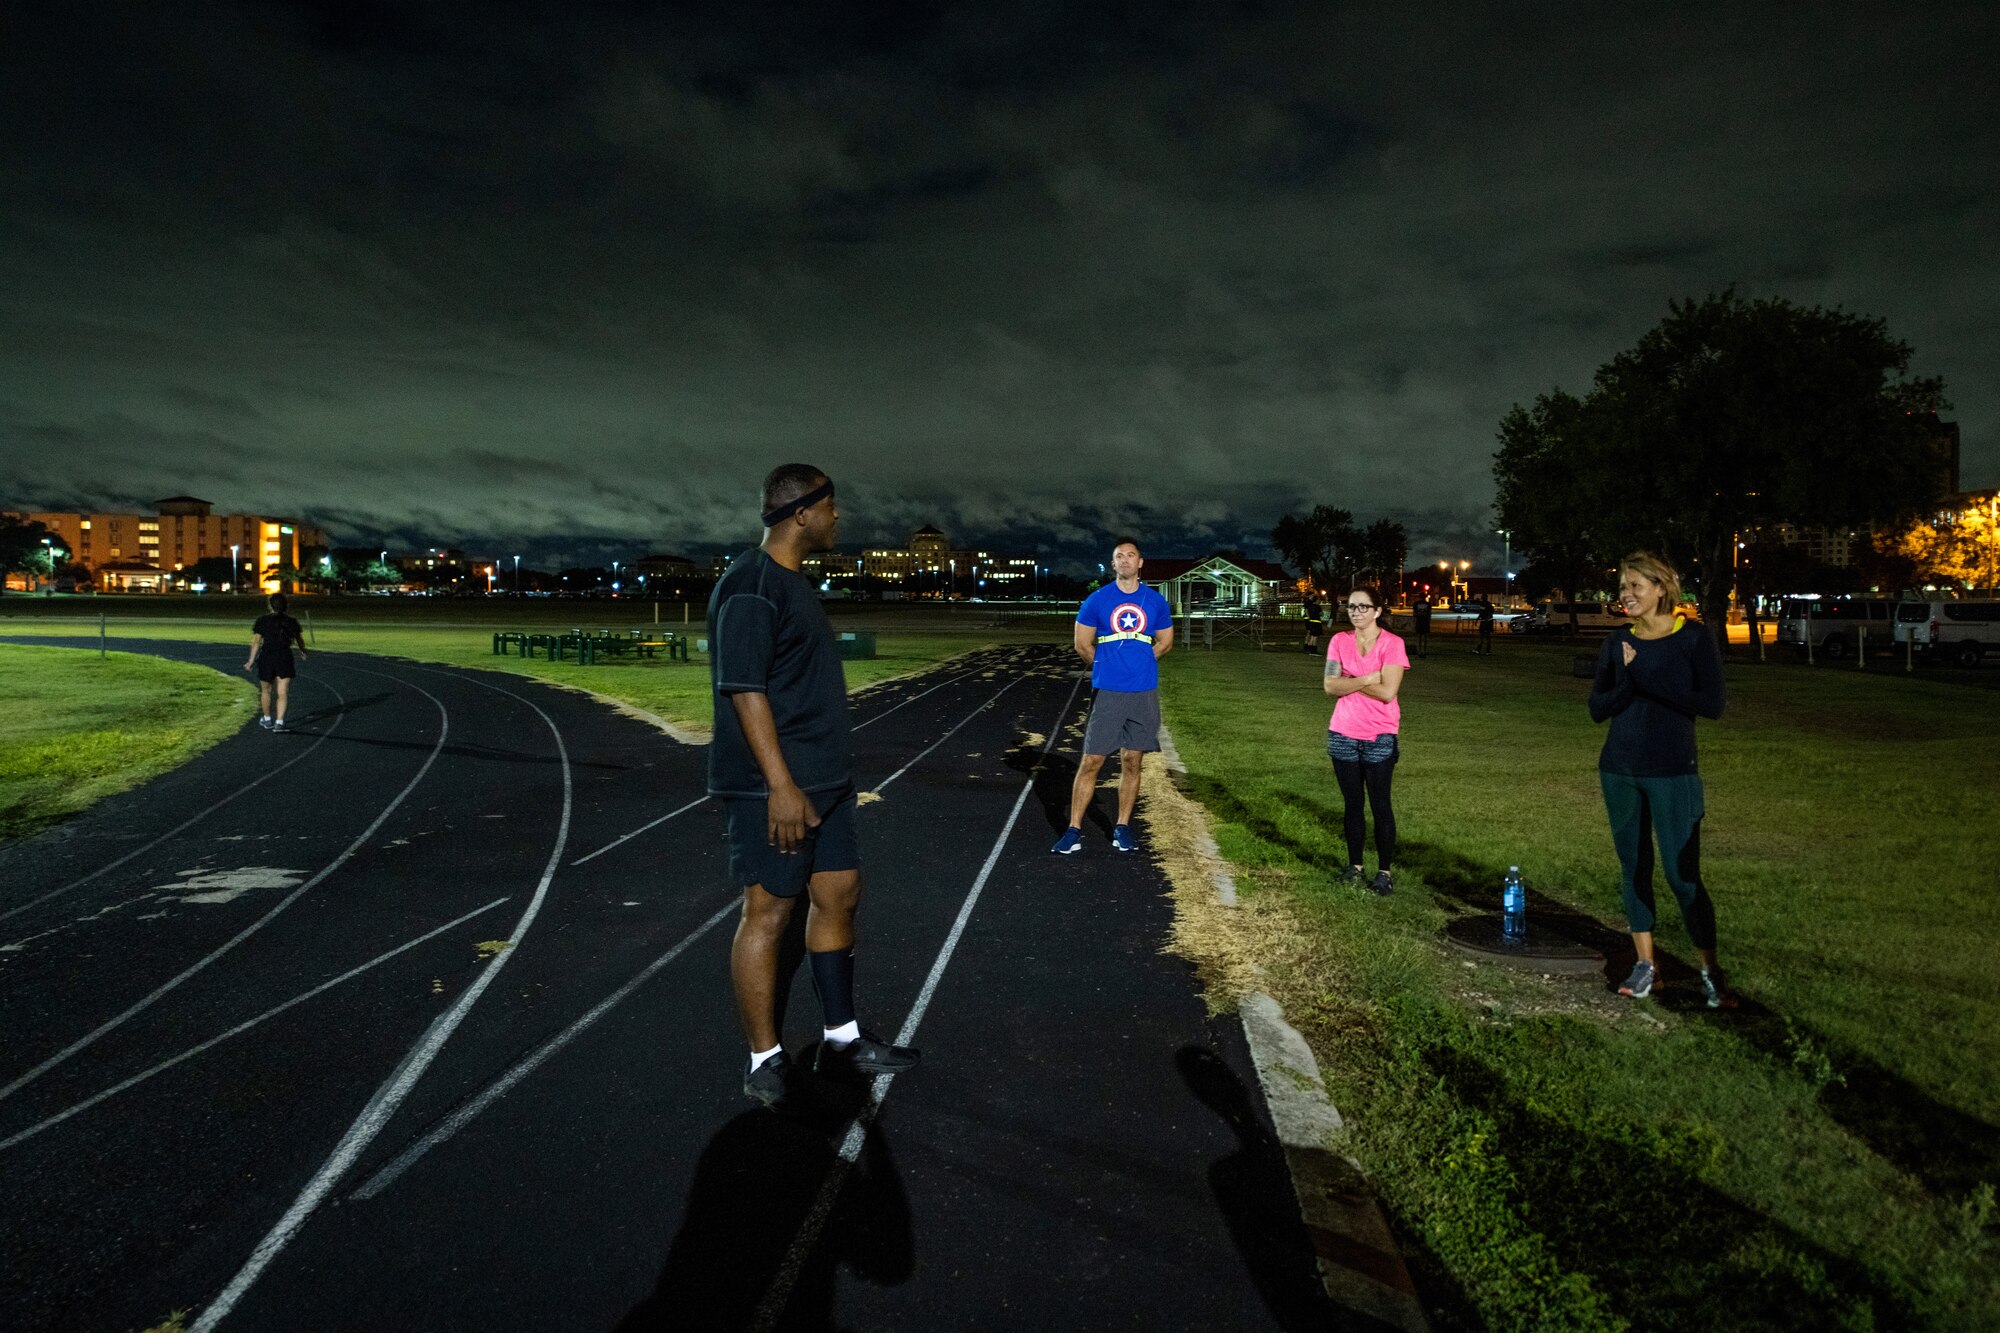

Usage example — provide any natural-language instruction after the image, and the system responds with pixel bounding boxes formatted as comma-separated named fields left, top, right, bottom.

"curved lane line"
left=0, top=669, right=448, bottom=1103
left=0, top=897, right=512, bottom=1153
left=189, top=671, right=574, bottom=1333
left=0, top=673, right=350, bottom=927
left=346, top=669, right=1038, bottom=1199
left=346, top=899, right=738, bottom=1201
left=751, top=673, right=1085, bottom=1331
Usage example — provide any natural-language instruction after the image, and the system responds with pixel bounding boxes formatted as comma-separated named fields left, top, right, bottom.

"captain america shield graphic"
left=1109, top=602, right=1148, bottom=635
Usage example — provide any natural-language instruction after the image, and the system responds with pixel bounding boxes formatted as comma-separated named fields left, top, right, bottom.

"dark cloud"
left=1, top=0, right=1994, bottom=572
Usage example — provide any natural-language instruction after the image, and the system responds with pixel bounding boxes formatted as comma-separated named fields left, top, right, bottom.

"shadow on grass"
left=1189, top=774, right=2000, bottom=1256
left=1420, top=1041, right=1919, bottom=1330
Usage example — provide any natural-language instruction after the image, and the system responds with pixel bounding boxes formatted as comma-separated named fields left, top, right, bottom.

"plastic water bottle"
left=1502, top=867, right=1526, bottom=942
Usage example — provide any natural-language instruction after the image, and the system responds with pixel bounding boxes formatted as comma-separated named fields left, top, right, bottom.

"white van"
left=1536, top=600, right=1628, bottom=632
left=1893, top=600, right=2000, bottom=668
left=1774, top=597, right=1894, bottom=660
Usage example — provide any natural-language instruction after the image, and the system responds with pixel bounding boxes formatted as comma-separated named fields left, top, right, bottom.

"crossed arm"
left=1324, top=657, right=1404, bottom=701
left=1072, top=622, right=1176, bottom=664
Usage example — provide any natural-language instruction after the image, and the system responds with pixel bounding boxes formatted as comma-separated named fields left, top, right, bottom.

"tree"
left=1587, top=291, right=1950, bottom=643
left=0, top=514, right=60, bottom=589
left=1270, top=506, right=1364, bottom=595
left=1360, top=520, right=1408, bottom=601
left=1493, top=389, right=1617, bottom=635
left=1871, top=500, right=2000, bottom=592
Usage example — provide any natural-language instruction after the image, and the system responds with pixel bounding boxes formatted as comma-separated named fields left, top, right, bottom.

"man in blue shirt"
left=1053, top=536, right=1175, bottom=855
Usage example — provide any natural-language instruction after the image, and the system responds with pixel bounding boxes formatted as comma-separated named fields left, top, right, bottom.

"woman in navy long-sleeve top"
left=1588, top=551, right=1735, bottom=1008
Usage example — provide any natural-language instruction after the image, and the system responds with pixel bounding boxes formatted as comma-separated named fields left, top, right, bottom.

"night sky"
left=3, top=1, right=1995, bottom=571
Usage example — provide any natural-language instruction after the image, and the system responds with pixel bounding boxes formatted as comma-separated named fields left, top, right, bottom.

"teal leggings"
left=1599, top=771, right=1717, bottom=949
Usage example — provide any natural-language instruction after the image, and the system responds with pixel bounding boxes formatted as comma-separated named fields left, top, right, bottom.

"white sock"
left=749, top=1044, right=783, bottom=1071
left=822, top=1020, right=860, bottom=1048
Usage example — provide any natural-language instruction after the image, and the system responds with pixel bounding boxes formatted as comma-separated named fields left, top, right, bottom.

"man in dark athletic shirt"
left=710, top=464, right=920, bottom=1110
left=244, top=592, right=307, bottom=732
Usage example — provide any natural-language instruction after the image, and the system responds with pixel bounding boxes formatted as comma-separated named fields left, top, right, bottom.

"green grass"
left=0, top=599, right=1038, bottom=727
left=0, top=644, right=252, bottom=843
left=1159, top=640, right=2000, bottom=1331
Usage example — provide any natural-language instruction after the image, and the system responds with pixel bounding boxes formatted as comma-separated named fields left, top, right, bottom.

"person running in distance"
left=1588, top=551, right=1734, bottom=1008
left=710, top=464, right=919, bottom=1111
left=1323, top=584, right=1408, bottom=895
left=1052, top=537, right=1174, bottom=855
left=243, top=592, right=306, bottom=732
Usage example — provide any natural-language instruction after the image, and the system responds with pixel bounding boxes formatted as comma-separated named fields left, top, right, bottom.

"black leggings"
left=1327, top=737, right=1397, bottom=871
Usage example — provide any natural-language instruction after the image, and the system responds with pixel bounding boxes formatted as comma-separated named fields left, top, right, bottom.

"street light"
left=230, top=543, right=240, bottom=594
left=1496, top=527, right=1512, bottom=591
left=513, top=554, right=521, bottom=593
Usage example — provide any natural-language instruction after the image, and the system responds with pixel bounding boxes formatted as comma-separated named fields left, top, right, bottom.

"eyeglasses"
left=1344, top=602, right=1376, bottom=611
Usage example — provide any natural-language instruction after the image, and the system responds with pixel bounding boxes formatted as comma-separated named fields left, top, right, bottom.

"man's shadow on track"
left=1007, top=724, right=1119, bottom=838
left=1178, top=1046, right=1345, bottom=1332
left=618, top=908, right=913, bottom=1332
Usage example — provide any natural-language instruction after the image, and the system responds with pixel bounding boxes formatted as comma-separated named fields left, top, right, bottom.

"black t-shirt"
left=252, top=613, right=303, bottom=657
left=707, top=550, right=851, bottom=798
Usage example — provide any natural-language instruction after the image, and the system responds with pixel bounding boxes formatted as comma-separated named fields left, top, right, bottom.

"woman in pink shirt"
left=1323, top=583, right=1410, bottom=894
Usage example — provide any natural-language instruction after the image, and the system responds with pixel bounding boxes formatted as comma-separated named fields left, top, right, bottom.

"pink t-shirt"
left=1327, top=629, right=1411, bottom=739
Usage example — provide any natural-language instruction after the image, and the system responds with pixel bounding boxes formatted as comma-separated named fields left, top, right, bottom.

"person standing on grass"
left=1052, top=536, right=1174, bottom=856
left=1411, top=597, right=1431, bottom=659
left=1302, top=590, right=1323, bottom=655
left=1588, top=551, right=1735, bottom=1008
left=1475, top=598, right=1495, bottom=654
left=1323, top=583, right=1408, bottom=895
left=711, top=463, right=919, bottom=1112
left=243, top=592, right=306, bottom=733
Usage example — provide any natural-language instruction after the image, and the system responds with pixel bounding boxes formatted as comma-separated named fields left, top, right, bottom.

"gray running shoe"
left=272, top=719, right=288, bottom=733
left=1700, top=966, right=1738, bottom=1009
left=1618, top=960, right=1656, bottom=998
left=258, top=716, right=273, bottom=730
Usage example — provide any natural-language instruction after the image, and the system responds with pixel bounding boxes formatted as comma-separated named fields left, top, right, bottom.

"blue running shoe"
left=1050, top=826, right=1083, bottom=855
left=1112, top=824, right=1138, bottom=853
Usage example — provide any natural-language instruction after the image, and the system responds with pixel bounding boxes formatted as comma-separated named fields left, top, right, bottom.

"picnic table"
left=492, top=629, right=694, bottom=664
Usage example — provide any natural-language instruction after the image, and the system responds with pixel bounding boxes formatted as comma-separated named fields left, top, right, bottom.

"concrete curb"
left=1156, top=723, right=1429, bottom=1332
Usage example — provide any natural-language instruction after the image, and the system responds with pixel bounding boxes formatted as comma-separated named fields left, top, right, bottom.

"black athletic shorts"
left=722, top=786, right=861, bottom=898
left=257, top=653, right=296, bottom=682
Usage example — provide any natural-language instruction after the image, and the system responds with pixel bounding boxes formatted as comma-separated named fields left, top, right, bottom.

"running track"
left=0, top=638, right=1334, bottom=1331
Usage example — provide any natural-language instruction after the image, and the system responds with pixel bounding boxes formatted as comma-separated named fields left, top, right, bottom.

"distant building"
left=632, top=554, right=699, bottom=578
left=5, top=496, right=324, bottom=593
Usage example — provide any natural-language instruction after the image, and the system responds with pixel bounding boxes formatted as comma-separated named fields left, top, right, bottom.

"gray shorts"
left=1082, top=688, right=1161, bottom=755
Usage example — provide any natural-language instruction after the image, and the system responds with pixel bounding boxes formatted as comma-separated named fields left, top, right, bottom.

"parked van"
left=1774, top=597, right=1893, bottom=660
left=1536, top=600, right=1627, bottom=632
left=1893, top=599, right=2000, bottom=668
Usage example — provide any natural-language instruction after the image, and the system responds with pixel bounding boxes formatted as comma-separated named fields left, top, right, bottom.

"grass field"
left=0, top=644, right=252, bottom=843
left=1159, top=639, right=1999, bottom=1331
left=0, top=596, right=1057, bottom=729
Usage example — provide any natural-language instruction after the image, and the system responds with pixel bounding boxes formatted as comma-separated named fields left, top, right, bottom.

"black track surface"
left=0, top=638, right=1332, bottom=1331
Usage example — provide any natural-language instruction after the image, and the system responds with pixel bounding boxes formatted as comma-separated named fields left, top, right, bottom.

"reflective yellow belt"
left=1095, top=630, right=1154, bottom=645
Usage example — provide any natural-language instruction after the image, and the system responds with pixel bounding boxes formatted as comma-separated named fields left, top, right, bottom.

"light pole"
left=513, top=554, right=520, bottom=594
left=1496, top=528, right=1512, bottom=598
left=230, top=543, right=240, bottom=594
left=1458, top=559, right=1470, bottom=601
left=40, top=537, right=54, bottom=593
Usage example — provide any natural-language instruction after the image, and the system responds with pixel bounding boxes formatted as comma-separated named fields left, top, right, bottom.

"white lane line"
left=0, top=674, right=448, bottom=1105
left=868, top=677, right=1022, bottom=795
left=189, top=676, right=574, bottom=1333
left=0, top=674, right=350, bottom=927
left=0, top=898, right=511, bottom=1153
left=750, top=674, right=1084, bottom=1332
left=570, top=796, right=709, bottom=866
left=565, top=658, right=999, bottom=866
left=850, top=662, right=989, bottom=732
left=346, top=899, right=738, bottom=1201
left=347, top=670, right=1038, bottom=1197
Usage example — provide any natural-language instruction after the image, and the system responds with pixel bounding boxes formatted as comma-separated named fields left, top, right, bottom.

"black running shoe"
left=814, top=1031, right=920, bottom=1077
left=1369, top=870, right=1393, bottom=896
left=743, top=1051, right=796, bottom=1109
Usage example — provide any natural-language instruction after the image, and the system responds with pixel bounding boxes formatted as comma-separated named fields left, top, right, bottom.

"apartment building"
left=10, top=496, right=325, bottom=592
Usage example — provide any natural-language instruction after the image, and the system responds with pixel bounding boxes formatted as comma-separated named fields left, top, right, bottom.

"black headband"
left=761, top=479, right=834, bottom=528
